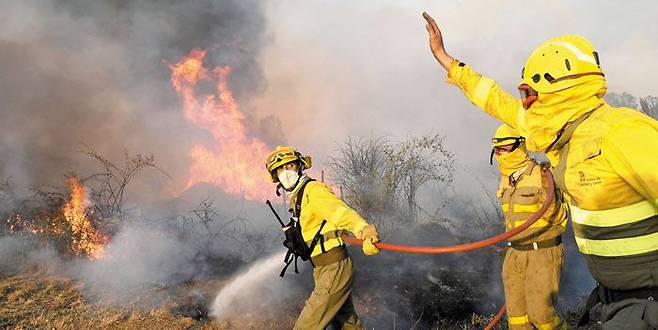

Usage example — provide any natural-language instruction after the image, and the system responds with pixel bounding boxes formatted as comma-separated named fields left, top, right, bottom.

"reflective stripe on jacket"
left=289, top=179, right=369, bottom=258
left=498, top=162, right=567, bottom=244
left=447, top=62, right=658, bottom=290
left=550, top=105, right=658, bottom=289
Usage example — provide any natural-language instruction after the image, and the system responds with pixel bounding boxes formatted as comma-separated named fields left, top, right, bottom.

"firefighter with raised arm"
left=422, top=11, right=658, bottom=329
left=491, top=124, right=568, bottom=329
left=265, top=146, right=380, bottom=330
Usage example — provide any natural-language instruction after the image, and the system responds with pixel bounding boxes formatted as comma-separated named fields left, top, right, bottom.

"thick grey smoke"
left=0, top=0, right=280, bottom=199
left=0, top=235, right=62, bottom=276
left=77, top=224, right=198, bottom=295
left=0, top=0, right=285, bottom=309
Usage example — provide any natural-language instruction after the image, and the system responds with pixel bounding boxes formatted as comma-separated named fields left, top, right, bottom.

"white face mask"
left=278, top=170, right=300, bottom=190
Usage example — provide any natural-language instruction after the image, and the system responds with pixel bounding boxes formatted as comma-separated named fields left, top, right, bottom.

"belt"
left=509, top=236, right=562, bottom=251
left=311, top=245, right=347, bottom=267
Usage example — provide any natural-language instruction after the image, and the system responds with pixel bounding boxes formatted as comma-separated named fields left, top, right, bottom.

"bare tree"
left=605, top=91, right=658, bottom=120
left=385, top=134, right=454, bottom=222
left=640, top=96, right=658, bottom=120
left=605, top=91, right=639, bottom=109
left=328, top=137, right=396, bottom=230
left=177, top=198, right=255, bottom=259
left=329, top=134, right=455, bottom=235
left=80, top=144, right=171, bottom=220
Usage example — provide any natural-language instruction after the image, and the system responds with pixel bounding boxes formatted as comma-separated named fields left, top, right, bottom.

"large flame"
left=170, top=48, right=271, bottom=200
left=62, top=176, right=106, bottom=260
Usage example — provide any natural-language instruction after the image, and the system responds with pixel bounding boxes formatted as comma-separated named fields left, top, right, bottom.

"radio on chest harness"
left=266, top=179, right=328, bottom=277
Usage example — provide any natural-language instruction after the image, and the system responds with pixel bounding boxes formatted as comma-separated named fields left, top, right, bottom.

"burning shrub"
left=62, top=176, right=107, bottom=260
left=1, top=145, right=172, bottom=262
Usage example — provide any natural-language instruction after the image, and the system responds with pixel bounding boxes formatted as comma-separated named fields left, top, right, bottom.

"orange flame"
left=62, top=176, right=106, bottom=260
left=170, top=48, right=271, bottom=200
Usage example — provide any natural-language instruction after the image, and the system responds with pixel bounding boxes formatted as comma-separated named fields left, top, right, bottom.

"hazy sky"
left=1, top=0, right=656, bottom=199
left=255, top=0, right=658, bottom=168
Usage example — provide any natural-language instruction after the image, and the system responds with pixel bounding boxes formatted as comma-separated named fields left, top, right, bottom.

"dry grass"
left=0, top=272, right=593, bottom=330
left=0, top=274, right=294, bottom=330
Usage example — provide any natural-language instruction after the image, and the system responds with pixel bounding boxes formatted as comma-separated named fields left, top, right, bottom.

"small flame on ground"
left=5, top=214, right=44, bottom=235
left=170, top=48, right=271, bottom=201
left=62, top=176, right=106, bottom=260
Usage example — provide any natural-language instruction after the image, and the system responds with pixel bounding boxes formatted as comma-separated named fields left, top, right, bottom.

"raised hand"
left=422, top=12, right=454, bottom=71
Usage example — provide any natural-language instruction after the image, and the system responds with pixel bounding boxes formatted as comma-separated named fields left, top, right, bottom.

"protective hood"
left=525, top=78, right=606, bottom=152
left=494, top=143, right=531, bottom=177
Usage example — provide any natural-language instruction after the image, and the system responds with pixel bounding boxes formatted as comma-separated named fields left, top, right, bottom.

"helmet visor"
left=491, top=137, right=524, bottom=147
left=518, top=84, right=538, bottom=110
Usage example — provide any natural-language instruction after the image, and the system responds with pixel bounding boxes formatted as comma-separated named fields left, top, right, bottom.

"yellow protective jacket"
left=288, top=176, right=370, bottom=258
left=447, top=61, right=658, bottom=290
left=498, top=162, right=567, bottom=244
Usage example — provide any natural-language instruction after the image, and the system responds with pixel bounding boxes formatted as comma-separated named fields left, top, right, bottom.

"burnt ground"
left=0, top=274, right=489, bottom=329
left=0, top=271, right=598, bottom=330
left=0, top=271, right=495, bottom=330
left=0, top=222, right=599, bottom=330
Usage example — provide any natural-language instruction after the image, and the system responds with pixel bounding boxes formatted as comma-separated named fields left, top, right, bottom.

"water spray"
left=211, top=251, right=288, bottom=320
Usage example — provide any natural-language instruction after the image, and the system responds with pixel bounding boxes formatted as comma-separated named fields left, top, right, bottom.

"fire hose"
left=341, top=170, right=555, bottom=329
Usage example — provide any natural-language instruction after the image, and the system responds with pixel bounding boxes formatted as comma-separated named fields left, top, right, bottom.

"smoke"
left=0, top=235, right=62, bottom=277
left=0, top=0, right=278, bottom=200
left=77, top=224, right=198, bottom=295
left=0, top=0, right=293, bottom=308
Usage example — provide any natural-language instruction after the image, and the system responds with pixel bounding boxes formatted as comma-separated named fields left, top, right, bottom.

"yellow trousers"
left=502, top=244, right=565, bottom=330
left=293, top=256, right=363, bottom=330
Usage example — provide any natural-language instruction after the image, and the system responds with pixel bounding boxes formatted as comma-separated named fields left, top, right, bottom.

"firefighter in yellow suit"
left=265, top=146, right=380, bottom=330
left=492, top=124, right=568, bottom=330
left=422, top=12, right=658, bottom=329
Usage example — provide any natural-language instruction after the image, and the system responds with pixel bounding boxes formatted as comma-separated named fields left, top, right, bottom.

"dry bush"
left=329, top=134, right=454, bottom=235
left=176, top=198, right=255, bottom=257
left=605, top=91, right=658, bottom=120
left=386, top=134, right=455, bottom=222
left=640, top=95, right=658, bottom=119
left=328, top=137, right=397, bottom=234
left=80, top=144, right=171, bottom=221
left=448, top=167, right=504, bottom=241
left=1, top=146, right=171, bottom=259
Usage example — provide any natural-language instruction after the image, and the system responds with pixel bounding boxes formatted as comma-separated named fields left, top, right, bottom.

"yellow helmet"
left=492, top=124, right=524, bottom=147
left=491, top=124, right=526, bottom=165
left=519, top=35, right=605, bottom=108
left=264, top=146, right=312, bottom=183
